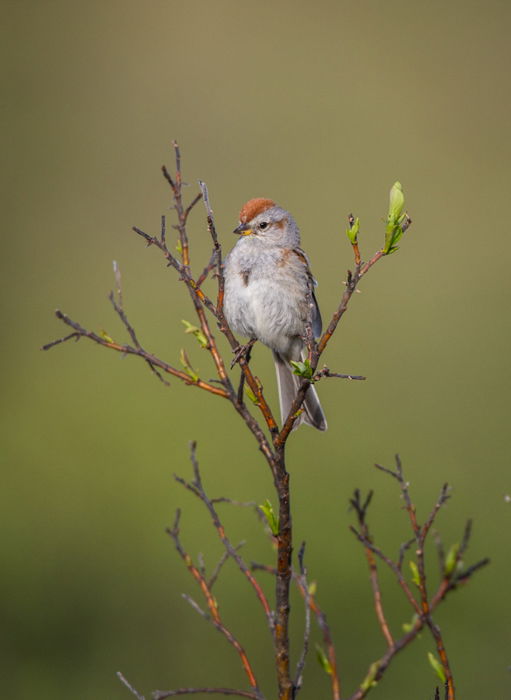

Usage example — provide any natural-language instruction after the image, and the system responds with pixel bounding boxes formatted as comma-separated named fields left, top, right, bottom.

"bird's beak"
left=233, top=223, right=253, bottom=236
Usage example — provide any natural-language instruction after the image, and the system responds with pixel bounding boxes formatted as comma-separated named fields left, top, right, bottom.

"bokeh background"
left=3, top=1, right=510, bottom=698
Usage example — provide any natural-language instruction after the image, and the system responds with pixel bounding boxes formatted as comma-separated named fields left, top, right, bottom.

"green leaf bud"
left=316, top=644, right=333, bottom=676
left=388, top=181, right=405, bottom=222
left=427, top=652, right=446, bottom=682
left=259, top=499, right=279, bottom=535
left=444, top=543, right=460, bottom=577
left=360, top=661, right=380, bottom=691
left=181, top=319, right=208, bottom=348
left=409, top=560, right=421, bottom=586
left=346, top=215, right=360, bottom=245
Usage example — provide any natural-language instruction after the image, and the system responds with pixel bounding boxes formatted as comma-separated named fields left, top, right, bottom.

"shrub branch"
left=43, top=145, right=488, bottom=700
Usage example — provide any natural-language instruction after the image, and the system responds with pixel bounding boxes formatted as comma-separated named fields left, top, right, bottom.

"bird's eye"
left=259, top=221, right=268, bottom=230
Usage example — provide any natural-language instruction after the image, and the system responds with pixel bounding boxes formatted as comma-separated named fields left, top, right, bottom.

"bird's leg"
left=230, top=338, right=256, bottom=369
left=235, top=341, right=255, bottom=404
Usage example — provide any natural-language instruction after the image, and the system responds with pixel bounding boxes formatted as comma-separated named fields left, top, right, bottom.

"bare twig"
left=166, top=509, right=263, bottom=698
left=208, top=541, right=245, bottom=589
left=153, top=689, right=261, bottom=699
left=108, top=265, right=168, bottom=385
left=42, top=310, right=228, bottom=397
left=181, top=593, right=208, bottom=619
left=117, top=671, right=146, bottom=700
left=313, top=367, right=366, bottom=382
left=174, top=443, right=274, bottom=635
left=350, top=525, right=422, bottom=616
left=349, top=490, right=394, bottom=648
left=293, top=542, right=311, bottom=696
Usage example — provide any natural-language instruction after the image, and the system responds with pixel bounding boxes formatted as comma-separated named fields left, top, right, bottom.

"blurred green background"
left=3, top=1, right=510, bottom=698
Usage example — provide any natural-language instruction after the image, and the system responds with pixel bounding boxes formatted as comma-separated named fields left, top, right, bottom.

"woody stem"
left=274, top=446, right=293, bottom=700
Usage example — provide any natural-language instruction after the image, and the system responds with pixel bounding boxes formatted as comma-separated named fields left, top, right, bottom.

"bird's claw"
left=231, top=339, right=255, bottom=369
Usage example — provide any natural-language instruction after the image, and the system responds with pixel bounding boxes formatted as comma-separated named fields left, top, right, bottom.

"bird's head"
left=233, top=198, right=300, bottom=247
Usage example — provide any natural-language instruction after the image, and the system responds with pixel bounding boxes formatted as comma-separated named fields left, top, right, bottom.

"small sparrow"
left=224, top=198, right=327, bottom=431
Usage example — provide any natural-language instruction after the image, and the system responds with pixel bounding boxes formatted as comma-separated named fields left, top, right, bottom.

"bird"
left=223, top=198, right=327, bottom=431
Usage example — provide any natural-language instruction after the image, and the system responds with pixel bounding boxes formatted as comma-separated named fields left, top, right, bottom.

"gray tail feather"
left=273, top=351, right=327, bottom=431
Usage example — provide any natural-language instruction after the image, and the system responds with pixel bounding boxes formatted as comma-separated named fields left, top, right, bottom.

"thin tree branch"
left=293, top=542, right=311, bottom=697
left=174, top=443, right=275, bottom=635
left=153, top=689, right=260, bottom=699
left=376, top=457, right=455, bottom=699
left=108, top=263, right=168, bottom=385
left=313, top=367, right=366, bottom=382
left=348, top=458, right=488, bottom=700
left=42, top=310, right=228, bottom=398
left=207, top=541, right=245, bottom=589
left=166, top=509, right=263, bottom=698
left=349, top=525, right=422, bottom=616
left=117, top=672, right=146, bottom=700
left=349, top=490, right=394, bottom=648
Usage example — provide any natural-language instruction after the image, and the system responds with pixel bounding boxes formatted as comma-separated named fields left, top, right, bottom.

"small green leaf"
left=259, top=499, right=279, bottom=536
left=179, top=348, right=199, bottom=382
left=290, top=358, right=314, bottom=379
left=360, top=661, right=380, bottom=691
left=316, top=644, right=333, bottom=676
left=99, top=330, right=114, bottom=344
left=245, top=386, right=259, bottom=405
left=402, top=614, right=419, bottom=633
left=176, top=239, right=183, bottom=254
left=346, top=216, right=360, bottom=244
left=308, top=581, right=317, bottom=596
left=181, top=320, right=208, bottom=348
left=427, top=652, right=446, bottom=683
left=444, top=543, right=460, bottom=577
left=409, top=560, right=421, bottom=586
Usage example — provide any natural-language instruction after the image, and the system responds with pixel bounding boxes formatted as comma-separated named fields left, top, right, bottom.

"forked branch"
left=347, top=457, right=489, bottom=700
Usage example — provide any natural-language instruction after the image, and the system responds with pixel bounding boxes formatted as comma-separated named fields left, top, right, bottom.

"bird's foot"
left=231, top=339, right=256, bottom=369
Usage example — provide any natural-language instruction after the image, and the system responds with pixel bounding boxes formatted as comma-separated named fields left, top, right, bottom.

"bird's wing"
left=292, top=247, right=322, bottom=338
